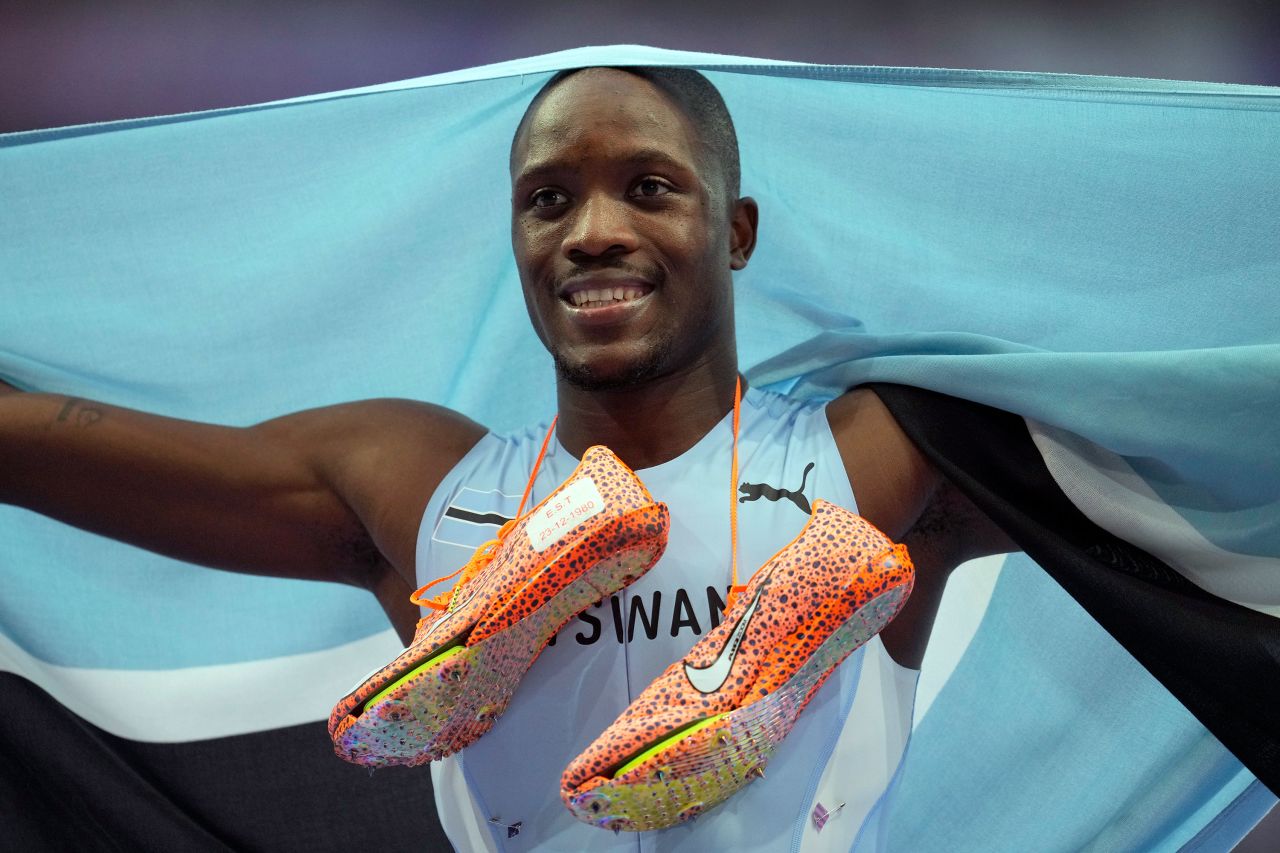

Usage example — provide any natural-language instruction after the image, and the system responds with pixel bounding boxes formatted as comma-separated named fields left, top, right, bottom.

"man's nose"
left=562, top=194, right=639, bottom=260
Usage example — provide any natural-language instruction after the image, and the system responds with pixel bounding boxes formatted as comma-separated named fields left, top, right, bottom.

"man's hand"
left=0, top=390, right=485, bottom=637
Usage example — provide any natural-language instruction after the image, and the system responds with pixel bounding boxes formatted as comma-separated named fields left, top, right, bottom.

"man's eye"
left=630, top=178, right=671, bottom=198
left=531, top=189, right=567, bottom=208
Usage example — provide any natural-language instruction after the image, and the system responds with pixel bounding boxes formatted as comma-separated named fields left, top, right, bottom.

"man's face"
left=510, top=69, right=754, bottom=391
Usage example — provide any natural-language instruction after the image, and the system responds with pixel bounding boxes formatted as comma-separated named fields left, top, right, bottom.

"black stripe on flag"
left=872, top=382, right=1280, bottom=795
left=0, top=673, right=449, bottom=852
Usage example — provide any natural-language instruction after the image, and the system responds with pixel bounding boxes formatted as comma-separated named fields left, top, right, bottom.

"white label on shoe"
left=527, top=476, right=606, bottom=553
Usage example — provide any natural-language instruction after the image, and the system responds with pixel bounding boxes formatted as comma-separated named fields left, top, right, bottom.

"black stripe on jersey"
left=444, top=507, right=514, bottom=527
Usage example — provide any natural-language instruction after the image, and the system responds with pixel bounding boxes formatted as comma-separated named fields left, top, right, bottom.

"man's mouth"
left=564, top=284, right=652, bottom=309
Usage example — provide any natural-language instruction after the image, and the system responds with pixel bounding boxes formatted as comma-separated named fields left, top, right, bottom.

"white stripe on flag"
left=1030, top=421, right=1280, bottom=618
left=0, top=627, right=405, bottom=742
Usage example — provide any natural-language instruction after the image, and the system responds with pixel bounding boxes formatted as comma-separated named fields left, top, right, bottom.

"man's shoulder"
left=270, top=397, right=486, bottom=445
left=275, top=398, right=489, bottom=573
left=823, top=387, right=940, bottom=541
left=734, top=384, right=938, bottom=539
left=417, top=414, right=557, bottom=508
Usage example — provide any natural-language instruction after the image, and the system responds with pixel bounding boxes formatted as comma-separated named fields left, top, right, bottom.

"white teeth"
left=566, top=285, right=649, bottom=308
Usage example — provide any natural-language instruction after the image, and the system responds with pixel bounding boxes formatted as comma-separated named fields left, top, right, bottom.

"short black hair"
left=511, top=66, right=741, bottom=200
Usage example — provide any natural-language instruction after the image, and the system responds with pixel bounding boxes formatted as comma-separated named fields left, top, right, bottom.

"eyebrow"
left=513, top=148, right=696, bottom=185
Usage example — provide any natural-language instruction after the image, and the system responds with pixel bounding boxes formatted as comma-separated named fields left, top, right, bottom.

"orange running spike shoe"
left=329, top=445, right=669, bottom=767
left=560, top=500, right=913, bottom=831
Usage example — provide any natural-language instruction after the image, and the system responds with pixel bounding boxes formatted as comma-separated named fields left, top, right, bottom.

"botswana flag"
left=2, top=45, right=1277, bottom=850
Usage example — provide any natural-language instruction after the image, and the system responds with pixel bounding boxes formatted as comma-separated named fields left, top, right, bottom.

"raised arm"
left=0, top=380, right=486, bottom=638
left=827, top=387, right=1017, bottom=667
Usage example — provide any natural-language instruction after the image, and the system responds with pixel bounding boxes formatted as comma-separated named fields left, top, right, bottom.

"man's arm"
left=827, top=387, right=1017, bottom=667
left=0, top=380, right=485, bottom=639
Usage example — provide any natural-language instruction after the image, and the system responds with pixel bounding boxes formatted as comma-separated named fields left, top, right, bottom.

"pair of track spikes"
left=328, top=445, right=914, bottom=833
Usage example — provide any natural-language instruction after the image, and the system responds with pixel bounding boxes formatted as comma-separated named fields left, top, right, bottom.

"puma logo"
left=738, top=461, right=814, bottom=516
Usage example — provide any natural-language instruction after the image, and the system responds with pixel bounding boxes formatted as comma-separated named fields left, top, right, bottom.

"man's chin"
left=553, top=345, right=669, bottom=393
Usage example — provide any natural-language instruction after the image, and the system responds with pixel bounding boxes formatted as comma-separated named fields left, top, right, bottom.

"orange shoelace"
left=409, top=415, right=558, bottom=612
left=725, top=375, right=746, bottom=613
left=409, top=376, right=746, bottom=614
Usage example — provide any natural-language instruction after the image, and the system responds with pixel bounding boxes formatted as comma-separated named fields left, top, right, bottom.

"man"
left=3, top=64, right=1246, bottom=849
left=0, top=65, right=1019, bottom=850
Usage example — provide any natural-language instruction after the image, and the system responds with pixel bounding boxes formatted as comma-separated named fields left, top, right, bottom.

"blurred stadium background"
left=1, top=0, right=1277, bottom=133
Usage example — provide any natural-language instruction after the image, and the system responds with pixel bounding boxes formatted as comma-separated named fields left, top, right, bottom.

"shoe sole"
left=563, top=577, right=910, bottom=831
left=333, top=503, right=669, bottom=766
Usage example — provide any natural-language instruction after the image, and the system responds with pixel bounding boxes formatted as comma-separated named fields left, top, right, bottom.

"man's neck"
left=554, top=358, right=745, bottom=470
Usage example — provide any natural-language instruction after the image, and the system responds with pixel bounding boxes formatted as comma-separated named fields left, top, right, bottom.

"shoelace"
left=725, top=375, right=746, bottom=613
left=408, top=376, right=747, bottom=614
left=409, top=416, right=558, bottom=612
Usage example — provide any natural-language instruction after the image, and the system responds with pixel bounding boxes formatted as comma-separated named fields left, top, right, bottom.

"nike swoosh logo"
left=683, top=584, right=768, bottom=694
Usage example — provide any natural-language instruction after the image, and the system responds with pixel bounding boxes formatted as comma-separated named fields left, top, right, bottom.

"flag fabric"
left=867, top=384, right=1278, bottom=851
left=1, top=45, right=1277, bottom=850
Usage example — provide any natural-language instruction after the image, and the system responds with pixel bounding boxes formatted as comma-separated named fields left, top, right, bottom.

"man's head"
left=509, top=67, right=758, bottom=392
left=512, top=67, right=743, bottom=204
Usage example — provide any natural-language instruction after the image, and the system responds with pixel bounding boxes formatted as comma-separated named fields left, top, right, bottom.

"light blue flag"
left=1, top=45, right=1276, bottom=850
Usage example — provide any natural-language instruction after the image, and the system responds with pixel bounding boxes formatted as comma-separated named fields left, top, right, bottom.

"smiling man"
left=417, top=67, right=1016, bottom=849
left=0, top=66, right=1016, bottom=850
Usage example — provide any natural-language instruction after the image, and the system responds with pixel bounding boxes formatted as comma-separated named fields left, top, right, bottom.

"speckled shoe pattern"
left=329, top=445, right=669, bottom=767
left=560, top=500, right=913, bottom=831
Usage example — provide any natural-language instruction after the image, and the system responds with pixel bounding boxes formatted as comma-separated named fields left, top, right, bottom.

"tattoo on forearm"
left=54, top=398, right=79, bottom=421
left=55, top=397, right=104, bottom=428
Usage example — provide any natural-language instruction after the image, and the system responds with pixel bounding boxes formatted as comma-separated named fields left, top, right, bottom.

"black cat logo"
left=738, top=461, right=814, bottom=515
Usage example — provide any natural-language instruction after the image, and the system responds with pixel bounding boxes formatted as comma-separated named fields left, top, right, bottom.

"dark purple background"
left=1, top=1, right=1276, bottom=845
left=1, top=0, right=1277, bottom=133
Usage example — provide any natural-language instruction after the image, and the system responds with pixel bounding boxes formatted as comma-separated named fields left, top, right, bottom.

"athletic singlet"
left=416, top=387, right=919, bottom=853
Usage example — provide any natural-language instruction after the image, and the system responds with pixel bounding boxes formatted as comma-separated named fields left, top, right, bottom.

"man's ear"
left=729, top=197, right=759, bottom=271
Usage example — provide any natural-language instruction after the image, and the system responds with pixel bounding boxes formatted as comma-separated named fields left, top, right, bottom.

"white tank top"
left=416, top=387, right=919, bottom=852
